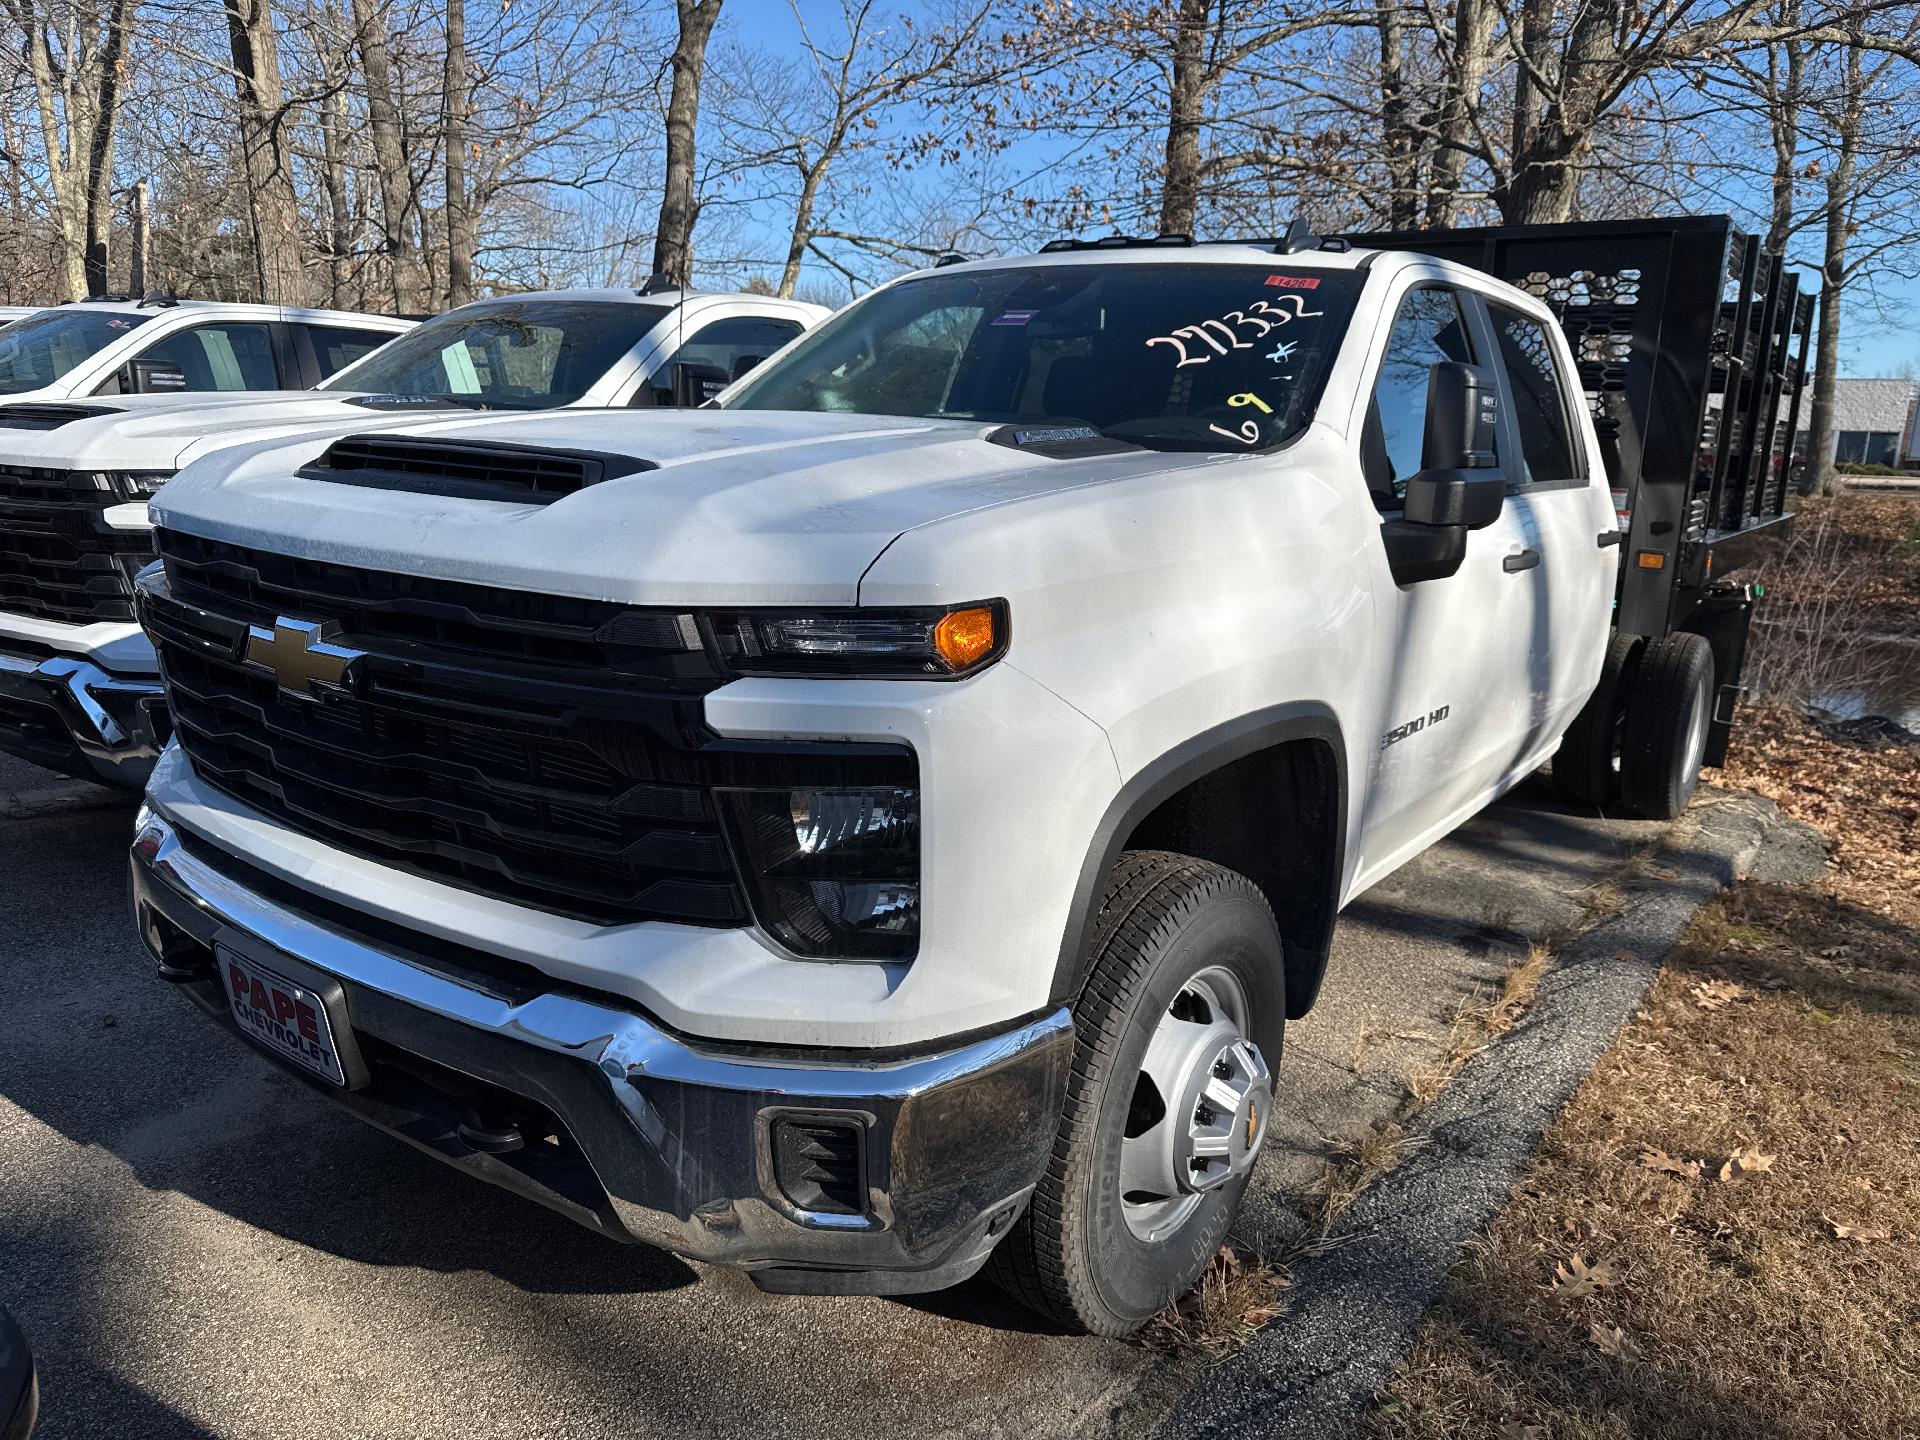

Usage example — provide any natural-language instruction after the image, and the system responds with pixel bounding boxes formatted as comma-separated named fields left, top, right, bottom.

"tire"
left=1619, top=632, right=1716, bottom=821
left=1552, top=632, right=1643, bottom=807
left=989, top=850, right=1286, bottom=1336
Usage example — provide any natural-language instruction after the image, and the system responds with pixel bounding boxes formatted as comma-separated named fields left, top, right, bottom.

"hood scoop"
left=299, top=433, right=657, bottom=504
left=0, top=402, right=122, bottom=430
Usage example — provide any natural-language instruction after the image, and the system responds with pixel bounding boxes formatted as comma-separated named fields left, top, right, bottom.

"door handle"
left=1597, top=530, right=1624, bottom=549
left=1503, top=548, right=1541, bottom=573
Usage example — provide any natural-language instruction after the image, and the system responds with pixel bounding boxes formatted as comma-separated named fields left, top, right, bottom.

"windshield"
left=321, top=299, right=672, bottom=408
left=0, top=308, right=151, bottom=395
left=726, top=262, right=1362, bottom=451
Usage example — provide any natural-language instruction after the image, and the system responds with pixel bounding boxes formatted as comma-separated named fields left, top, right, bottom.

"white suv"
left=0, top=298, right=408, bottom=403
left=130, top=240, right=1663, bottom=1334
left=0, top=288, right=825, bottom=786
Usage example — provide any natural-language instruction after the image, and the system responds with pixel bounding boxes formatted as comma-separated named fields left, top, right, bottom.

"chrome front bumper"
left=130, top=811, right=1074, bottom=1294
left=0, top=648, right=166, bottom=786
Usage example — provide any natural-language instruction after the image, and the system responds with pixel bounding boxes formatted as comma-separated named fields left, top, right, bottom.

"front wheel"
left=989, top=851, right=1285, bottom=1335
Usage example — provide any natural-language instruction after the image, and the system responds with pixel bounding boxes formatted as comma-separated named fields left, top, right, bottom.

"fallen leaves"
left=1549, top=1255, right=1616, bottom=1301
left=1637, top=1147, right=1702, bottom=1180
left=1718, top=1147, right=1777, bottom=1183
left=1690, top=978, right=1746, bottom=1010
left=1588, top=1322, right=1644, bottom=1360
left=1826, top=1217, right=1892, bottom=1243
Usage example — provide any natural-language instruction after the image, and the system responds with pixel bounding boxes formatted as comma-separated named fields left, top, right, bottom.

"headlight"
left=100, top=471, right=172, bottom=499
left=706, top=601, right=1006, bottom=679
left=721, top=786, right=920, bottom=958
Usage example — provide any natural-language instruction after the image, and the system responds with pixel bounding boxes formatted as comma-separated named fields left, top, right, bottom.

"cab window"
left=1364, top=287, right=1476, bottom=509
left=120, top=322, right=280, bottom=392
left=307, top=325, right=397, bottom=380
left=645, top=315, right=805, bottom=404
left=1489, top=305, right=1584, bottom=484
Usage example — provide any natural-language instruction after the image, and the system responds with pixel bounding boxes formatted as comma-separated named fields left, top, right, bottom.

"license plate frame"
left=214, top=939, right=368, bottom=1090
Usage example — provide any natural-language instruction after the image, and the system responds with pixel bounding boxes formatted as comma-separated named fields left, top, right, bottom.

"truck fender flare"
left=1049, top=701, right=1348, bottom=1012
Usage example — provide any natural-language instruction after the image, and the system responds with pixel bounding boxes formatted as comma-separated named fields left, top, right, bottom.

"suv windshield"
left=726, top=262, right=1362, bottom=451
left=0, top=308, right=151, bottom=395
left=322, top=299, right=672, bottom=408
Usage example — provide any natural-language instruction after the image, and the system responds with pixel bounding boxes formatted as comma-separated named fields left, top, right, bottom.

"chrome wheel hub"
left=1118, top=967, right=1273, bottom=1244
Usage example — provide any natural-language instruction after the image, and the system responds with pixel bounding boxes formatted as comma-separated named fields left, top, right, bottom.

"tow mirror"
left=128, top=357, right=188, bottom=394
left=1382, top=361, right=1507, bottom=586
left=670, top=361, right=731, bottom=409
left=0, top=1307, right=37, bottom=1440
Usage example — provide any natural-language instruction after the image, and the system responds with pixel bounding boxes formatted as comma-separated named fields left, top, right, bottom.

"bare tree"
left=3, top=0, right=136, bottom=298
left=223, top=0, right=308, bottom=301
left=443, top=0, right=473, bottom=305
left=347, top=0, right=426, bottom=310
left=654, top=0, right=722, bottom=285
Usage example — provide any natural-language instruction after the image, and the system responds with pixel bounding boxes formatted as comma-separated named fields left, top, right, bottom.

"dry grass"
left=1142, top=1246, right=1294, bottom=1361
left=1744, top=491, right=1919, bottom=709
left=1363, top=881, right=1920, bottom=1436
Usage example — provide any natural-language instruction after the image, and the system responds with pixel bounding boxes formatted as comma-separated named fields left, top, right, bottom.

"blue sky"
left=721, top=0, right=1914, bottom=378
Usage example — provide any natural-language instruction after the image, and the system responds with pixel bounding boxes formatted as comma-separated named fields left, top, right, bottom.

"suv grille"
left=143, top=529, right=913, bottom=927
left=0, top=465, right=148, bottom=623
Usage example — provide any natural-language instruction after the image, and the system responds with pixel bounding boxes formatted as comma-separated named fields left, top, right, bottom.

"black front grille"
left=0, top=465, right=148, bottom=622
left=145, top=529, right=913, bottom=927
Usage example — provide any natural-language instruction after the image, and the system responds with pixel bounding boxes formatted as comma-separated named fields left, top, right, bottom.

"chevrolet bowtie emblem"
left=244, top=617, right=365, bottom=699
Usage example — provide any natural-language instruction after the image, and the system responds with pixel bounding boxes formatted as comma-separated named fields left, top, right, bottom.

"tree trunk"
left=1800, top=37, right=1863, bottom=498
left=1764, top=0, right=1804, bottom=255
left=1377, top=0, right=1418, bottom=228
left=777, top=162, right=826, bottom=298
left=653, top=0, right=723, bottom=287
left=1428, top=0, right=1493, bottom=225
left=1156, top=0, right=1210, bottom=236
left=444, top=0, right=474, bottom=307
left=128, top=178, right=148, bottom=295
left=81, top=0, right=132, bottom=296
left=223, top=0, right=308, bottom=303
left=320, top=71, right=353, bottom=307
left=351, top=0, right=427, bottom=311
left=9, top=4, right=89, bottom=299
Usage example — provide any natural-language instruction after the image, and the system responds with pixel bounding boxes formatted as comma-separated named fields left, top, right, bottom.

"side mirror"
left=0, top=1307, right=37, bottom=1440
left=1382, top=361, right=1507, bottom=586
left=670, top=361, right=731, bottom=408
left=129, top=357, right=188, bottom=394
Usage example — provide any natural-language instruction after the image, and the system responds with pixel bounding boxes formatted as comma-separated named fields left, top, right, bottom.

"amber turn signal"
left=933, top=605, right=1000, bottom=671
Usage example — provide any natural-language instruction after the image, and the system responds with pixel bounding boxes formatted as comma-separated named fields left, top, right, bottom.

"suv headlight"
left=720, top=786, right=920, bottom=958
left=705, top=602, right=1006, bottom=679
left=100, top=471, right=173, bottom=499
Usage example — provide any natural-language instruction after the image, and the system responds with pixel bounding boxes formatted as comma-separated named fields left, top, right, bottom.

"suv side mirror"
left=129, top=357, right=188, bottom=394
left=1382, top=361, right=1507, bottom=586
left=670, top=361, right=731, bottom=408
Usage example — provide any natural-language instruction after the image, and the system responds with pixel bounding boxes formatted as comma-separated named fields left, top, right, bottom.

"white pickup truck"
left=0, top=287, right=825, bottom=786
left=129, top=223, right=1792, bottom=1333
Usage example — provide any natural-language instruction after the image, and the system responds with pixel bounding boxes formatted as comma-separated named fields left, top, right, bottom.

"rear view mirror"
left=1381, top=361, right=1507, bottom=586
left=129, top=357, right=188, bottom=394
left=670, top=361, right=731, bottom=408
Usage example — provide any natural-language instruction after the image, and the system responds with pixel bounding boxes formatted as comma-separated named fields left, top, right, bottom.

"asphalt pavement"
left=0, top=750, right=1666, bottom=1439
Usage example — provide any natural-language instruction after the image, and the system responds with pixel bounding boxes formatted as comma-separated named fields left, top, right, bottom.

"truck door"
left=1478, top=300, right=1617, bottom=756
left=1351, top=278, right=1543, bottom=878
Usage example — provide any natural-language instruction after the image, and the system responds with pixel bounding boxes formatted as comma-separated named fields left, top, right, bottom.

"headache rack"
left=1350, top=214, right=1813, bottom=764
